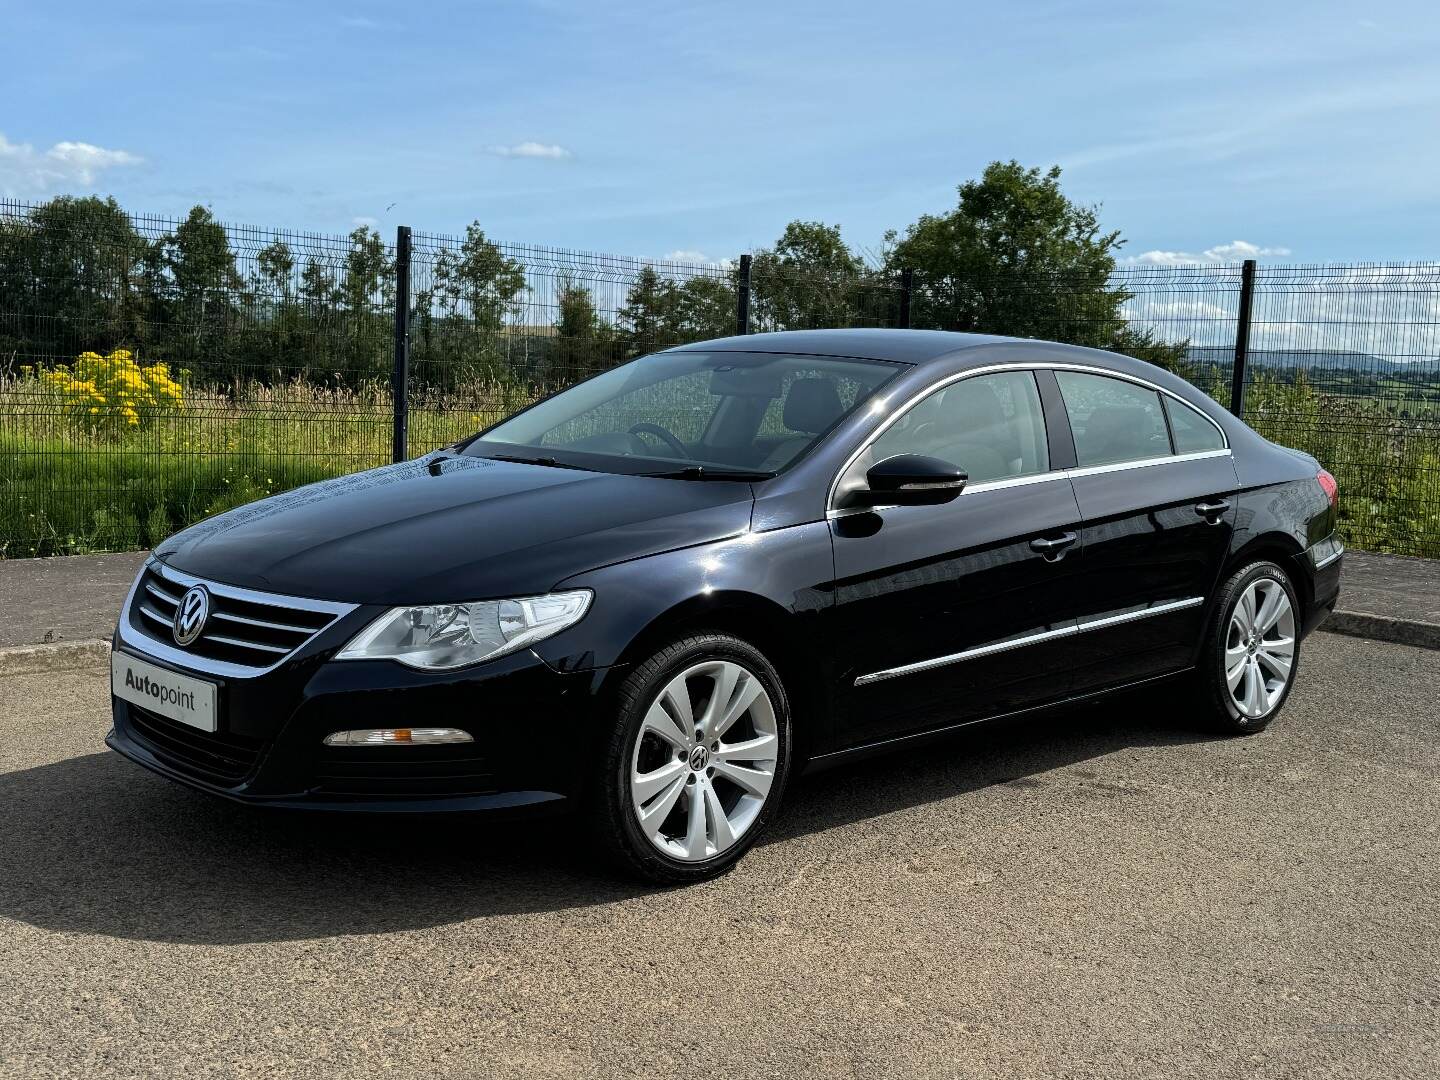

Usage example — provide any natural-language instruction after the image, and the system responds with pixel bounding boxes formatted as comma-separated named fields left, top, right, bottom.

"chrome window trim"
left=1065, top=447, right=1231, bottom=479
left=116, top=559, right=359, bottom=680
left=825, top=449, right=1232, bottom=520
left=853, top=596, right=1205, bottom=687
left=826, top=360, right=1231, bottom=512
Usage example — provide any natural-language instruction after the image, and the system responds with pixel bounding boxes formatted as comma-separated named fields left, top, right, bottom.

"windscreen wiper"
left=487, top=453, right=595, bottom=471
left=641, top=466, right=776, bottom=481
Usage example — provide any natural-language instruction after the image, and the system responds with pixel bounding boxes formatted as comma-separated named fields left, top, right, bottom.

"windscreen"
left=465, top=351, right=903, bottom=476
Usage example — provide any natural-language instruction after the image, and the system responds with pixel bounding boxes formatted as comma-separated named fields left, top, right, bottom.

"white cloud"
left=352, top=215, right=379, bottom=229
left=489, top=141, right=572, bottom=160
left=663, top=249, right=708, bottom=263
left=1122, top=240, right=1292, bottom=267
left=340, top=15, right=381, bottom=29
left=0, top=133, right=143, bottom=196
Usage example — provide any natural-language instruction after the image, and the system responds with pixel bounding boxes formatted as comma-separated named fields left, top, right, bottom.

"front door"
left=827, top=369, right=1087, bottom=748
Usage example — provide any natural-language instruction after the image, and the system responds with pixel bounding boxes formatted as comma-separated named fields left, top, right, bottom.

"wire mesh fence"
left=2, top=197, right=1438, bottom=558
left=1237, top=264, right=1440, bottom=555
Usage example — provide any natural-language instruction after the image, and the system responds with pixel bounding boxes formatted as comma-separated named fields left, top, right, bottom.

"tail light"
left=1316, top=468, right=1338, bottom=509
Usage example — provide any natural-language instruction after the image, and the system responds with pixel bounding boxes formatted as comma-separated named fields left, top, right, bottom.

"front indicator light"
left=323, top=727, right=474, bottom=746
left=335, top=590, right=592, bottom=670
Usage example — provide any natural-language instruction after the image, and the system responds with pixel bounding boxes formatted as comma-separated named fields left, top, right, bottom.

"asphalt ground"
left=0, top=631, right=1436, bottom=1079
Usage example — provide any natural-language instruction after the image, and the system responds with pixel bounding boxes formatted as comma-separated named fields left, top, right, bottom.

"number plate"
left=112, top=651, right=218, bottom=733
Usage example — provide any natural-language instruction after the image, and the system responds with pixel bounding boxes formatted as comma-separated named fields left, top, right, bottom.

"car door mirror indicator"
left=844, top=454, right=968, bottom=508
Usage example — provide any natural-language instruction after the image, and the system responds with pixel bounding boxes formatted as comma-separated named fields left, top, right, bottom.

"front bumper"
left=107, top=642, right=609, bottom=814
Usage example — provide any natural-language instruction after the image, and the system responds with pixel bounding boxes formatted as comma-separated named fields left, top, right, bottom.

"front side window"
left=1164, top=396, right=1226, bottom=454
left=468, top=351, right=902, bottom=476
left=871, top=370, right=1049, bottom=484
left=1056, top=371, right=1171, bottom=467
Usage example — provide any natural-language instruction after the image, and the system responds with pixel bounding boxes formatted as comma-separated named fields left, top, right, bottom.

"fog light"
left=323, top=727, right=473, bottom=746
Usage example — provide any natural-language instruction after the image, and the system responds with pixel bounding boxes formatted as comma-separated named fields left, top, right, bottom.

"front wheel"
left=1198, top=560, right=1301, bottom=734
left=590, top=634, right=791, bottom=884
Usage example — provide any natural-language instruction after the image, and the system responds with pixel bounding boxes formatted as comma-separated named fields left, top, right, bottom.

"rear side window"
left=1164, top=396, right=1226, bottom=453
left=1056, top=371, right=1170, bottom=467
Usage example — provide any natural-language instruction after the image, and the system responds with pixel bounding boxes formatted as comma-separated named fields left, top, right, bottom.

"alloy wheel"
left=1225, top=577, right=1296, bottom=720
left=629, top=659, right=779, bottom=862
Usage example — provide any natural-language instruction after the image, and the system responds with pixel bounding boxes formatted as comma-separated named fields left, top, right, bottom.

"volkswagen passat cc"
left=108, top=330, right=1344, bottom=883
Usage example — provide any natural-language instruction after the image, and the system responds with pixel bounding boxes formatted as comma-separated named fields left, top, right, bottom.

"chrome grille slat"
left=138, top=604, right=172, bottom=627
left=123, top=561, right=359, bottom=677
left=208, top=609, right=317, bottom=635
left=204, top=633, right=290, bottom=655
left=144, top=581, right=181, bottom=606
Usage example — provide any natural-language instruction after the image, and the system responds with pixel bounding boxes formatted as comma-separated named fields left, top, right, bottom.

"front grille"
left=314, top=746, right=496, bottom=798
left=126, top=704, right=266, bottom=784
left=131, top=564, right=346, bottom=671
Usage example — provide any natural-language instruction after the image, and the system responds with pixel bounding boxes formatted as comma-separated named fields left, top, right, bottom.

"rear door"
left=1052, top=370, right=1239, bottom=691
left=829, top=369, right=1087, bottom=747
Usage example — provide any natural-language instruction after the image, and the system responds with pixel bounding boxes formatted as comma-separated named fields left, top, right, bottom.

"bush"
left=39, top=348, right=184, bottom=436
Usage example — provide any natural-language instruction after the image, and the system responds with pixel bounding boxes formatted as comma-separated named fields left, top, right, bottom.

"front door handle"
left=1030, top=532, right=1078, bottom=561
left=1195, top=499, right=1231, bottom=523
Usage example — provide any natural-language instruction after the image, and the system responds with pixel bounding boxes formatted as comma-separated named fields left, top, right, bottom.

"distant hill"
left=1185, top=347, right=1440, bottom=376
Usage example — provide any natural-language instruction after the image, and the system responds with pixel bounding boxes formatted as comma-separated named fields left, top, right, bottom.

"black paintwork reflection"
left=1065, top=455, right=1239, bottom=692
left=829, top=477, right=1086, bottom=744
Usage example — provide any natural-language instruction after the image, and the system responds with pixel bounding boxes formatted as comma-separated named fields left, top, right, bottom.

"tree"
left=253, top=240, right=295, bottom=297
left=0, top=195, right=152, bottom=370
left=555, top=275, right=602, bottom=339
left=334, top=226, right=394, bottom=383
left=411, top=222, right=528, bottom=389
left=147, top=206, right=243, bottom=372
left=616, top=267, right=682, bottom=355
left=886, top=161, right=1186, bottom=366
left=615, top=267, right=736, bottom=358
left=750, top=220, right=865, bottom=331
left=549, top=275, right=613, bottom=381
left=674, top=274, right=734, bottom=341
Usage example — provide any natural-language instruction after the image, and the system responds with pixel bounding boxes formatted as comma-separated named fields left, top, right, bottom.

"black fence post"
left=898, top=267, right=914, bottom=329
left=1229, top=258, right=1256, bottom=418
left=391, top=225, right=412, bottom=462
left=736, top=254, right=752, bottom=335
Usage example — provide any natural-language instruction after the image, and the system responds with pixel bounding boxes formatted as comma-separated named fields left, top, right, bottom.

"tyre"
left=1198, top=560, right=1301, bottom=734
left=590, top=634, right=791, bottom=884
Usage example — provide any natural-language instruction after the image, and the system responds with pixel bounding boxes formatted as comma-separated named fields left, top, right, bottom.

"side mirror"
left=844, top=454, right=967, bottom=508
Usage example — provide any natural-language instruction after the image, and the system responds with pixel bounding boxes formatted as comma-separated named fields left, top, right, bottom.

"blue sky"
left=5, top=0, right=1438, bottom=264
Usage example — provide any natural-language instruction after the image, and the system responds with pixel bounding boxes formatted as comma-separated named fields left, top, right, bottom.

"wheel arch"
left=1221, top=530, right=1311, bottom=621
left=605, top=590, right=833, bottom=764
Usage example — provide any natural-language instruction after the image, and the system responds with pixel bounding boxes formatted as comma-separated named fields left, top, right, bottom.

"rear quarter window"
left=1163, top=396, right=1226, bottom=454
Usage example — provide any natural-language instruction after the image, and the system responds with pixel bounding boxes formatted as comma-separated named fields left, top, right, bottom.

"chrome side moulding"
left=853, top=596, right=1205, bottom=687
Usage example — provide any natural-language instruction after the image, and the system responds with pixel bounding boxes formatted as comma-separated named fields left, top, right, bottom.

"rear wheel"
left=1198, top=561, right=1300, bottom=734
left=590, top=634, right=791, bottom=884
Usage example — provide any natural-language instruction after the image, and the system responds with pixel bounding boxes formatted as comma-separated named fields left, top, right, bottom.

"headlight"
left=335, top=590, right=592, bottom=671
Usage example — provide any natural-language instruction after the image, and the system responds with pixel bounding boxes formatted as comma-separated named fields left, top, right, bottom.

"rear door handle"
left=1030, top=532, right=1077, bottom=561
left=1195, top=499, right=1231, bottom=522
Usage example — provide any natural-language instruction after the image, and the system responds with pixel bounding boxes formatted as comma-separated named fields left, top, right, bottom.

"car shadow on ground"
left=0, top=687, right=1213, bottom=945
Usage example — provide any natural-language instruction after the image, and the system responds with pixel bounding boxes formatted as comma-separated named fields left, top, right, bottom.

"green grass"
left=0, top=373, right=535, bottom=557
left=2, top=370, right=1438, bottom=559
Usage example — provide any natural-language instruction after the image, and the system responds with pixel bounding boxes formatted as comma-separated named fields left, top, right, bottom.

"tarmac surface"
left=1, top=631, right=1436, bottom=1079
